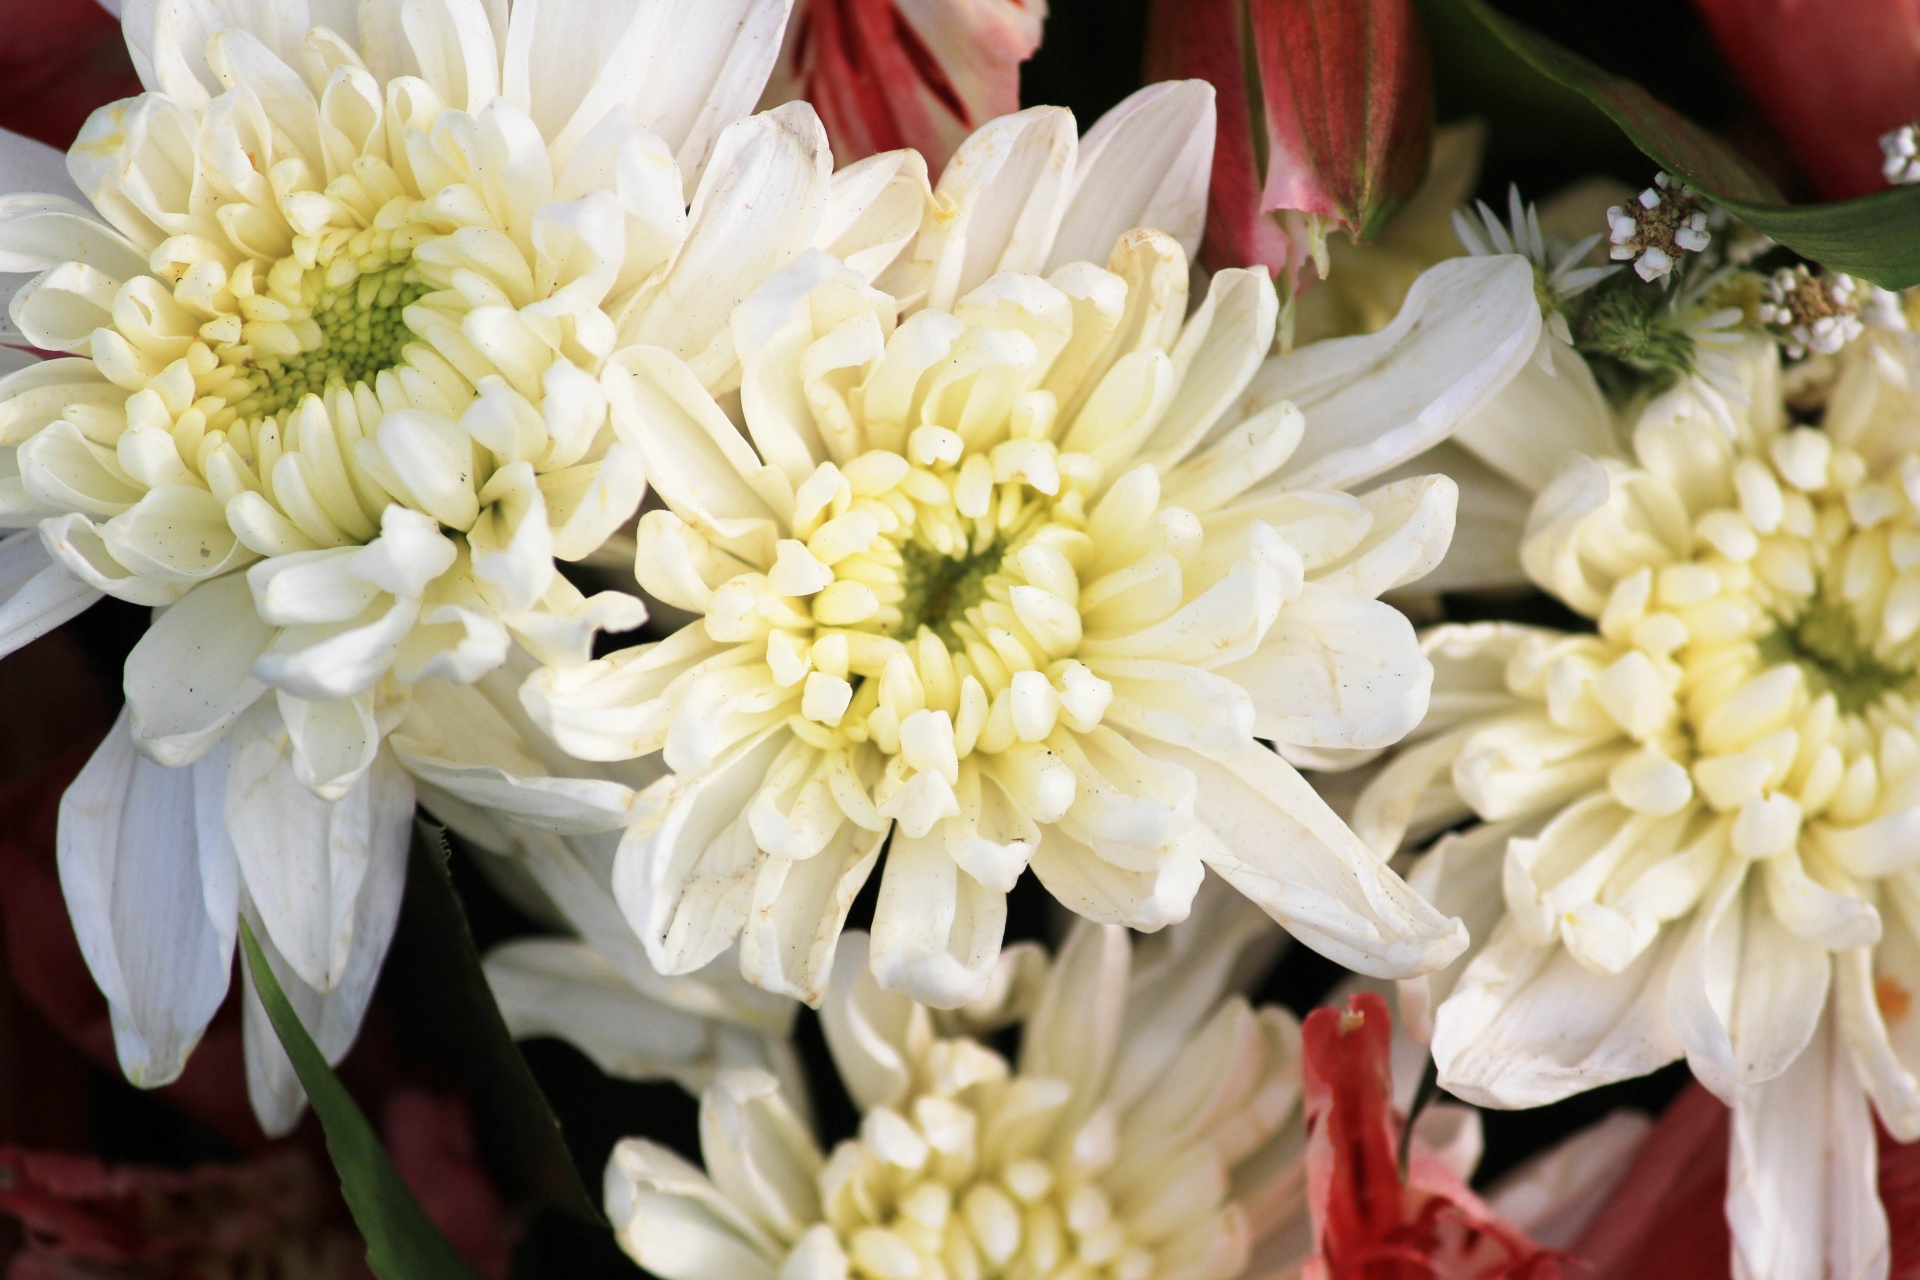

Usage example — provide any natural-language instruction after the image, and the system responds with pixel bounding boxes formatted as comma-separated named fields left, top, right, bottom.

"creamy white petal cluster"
left=520, top=108, right=1544, bottom=1006
left=606, top=907, right=1316, bottom=1280
left=1361, top=332, right=1920, bottom=1278
left=0, top=0, right=939, bottom=1132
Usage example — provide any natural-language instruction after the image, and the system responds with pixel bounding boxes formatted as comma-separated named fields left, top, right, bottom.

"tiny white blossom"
left=1882, top=121, right=1920, bottom=185
left=1607, top=173, right=1712, bottom=281
left=1758, top=265, right=1866, bottom=358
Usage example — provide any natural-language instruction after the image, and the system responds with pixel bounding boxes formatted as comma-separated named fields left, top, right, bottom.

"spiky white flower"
left=0, top=0, right=934, bottom=1132
left=1607, top=173, right=1711, bottom=283
left=1356, top=330, right=1920, bottom=1279
left=513, top=88, right=1549, bottom=1009
left=1454, top=184, right=1615, bottom=352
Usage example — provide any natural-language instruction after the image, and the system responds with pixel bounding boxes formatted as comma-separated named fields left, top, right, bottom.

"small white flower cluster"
left=1882, top=122, right=1920, bottom=185
left=1607, top=173, right=1712, bottom=281
left=1758, top=265, right=1865, bottom=357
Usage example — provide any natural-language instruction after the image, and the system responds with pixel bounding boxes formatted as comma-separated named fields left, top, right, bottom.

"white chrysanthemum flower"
left=1355, top=330, right=1920, bottom=1278
left=516, top=93, right=1545, bottom=1008
left=0, top=0, right=936, bottom=1133
left=600, top=891, right=1646, bottom=1280
left=606, top=906, right=1315, bottom=1280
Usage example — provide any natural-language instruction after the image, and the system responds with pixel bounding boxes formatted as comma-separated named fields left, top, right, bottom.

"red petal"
left=1248, top=0, right=1432, bottom=239
left=1568, top=1085, right=1732, bottom=1280
left=1301, top=992, right=1413, bottom=1269
left=1143, top=0, right=1299, bottom=277
left=1692, top=0, right=1920, bottom=199
left=773, top=0, right=1041, bottom=175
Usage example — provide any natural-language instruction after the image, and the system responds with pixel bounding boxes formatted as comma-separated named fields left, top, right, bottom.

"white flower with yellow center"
left=1357, top=331, right=1920, bottom=1279
left=0, top=0, right=936, bottom=1133
left=605, top=904, right=1316, bottom=1280
left=518, top=96, right=1544, bottom=1007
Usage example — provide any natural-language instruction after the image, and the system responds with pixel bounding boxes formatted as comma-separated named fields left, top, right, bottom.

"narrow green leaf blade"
left=239, top=918, right=483, bottom=1280
left=1436, top=0, right=1920, bottom=287
left=390, top=823, right=603, bottom=1224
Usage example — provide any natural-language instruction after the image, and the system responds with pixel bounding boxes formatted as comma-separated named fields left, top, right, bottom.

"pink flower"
left=1145, top=0, right=1432, bottom=285
left=763, top=0, right=1045, bottom=174
left=1302, top=992, right=1566, bottom=1280
left=1692, top=0, right=1920, bottom=198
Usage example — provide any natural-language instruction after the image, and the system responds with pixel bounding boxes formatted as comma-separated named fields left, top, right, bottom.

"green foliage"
left=239, top=918, right=484, bottom=1280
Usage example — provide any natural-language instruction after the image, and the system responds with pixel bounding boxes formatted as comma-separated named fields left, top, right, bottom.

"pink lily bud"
left=1146, top=0, right=1432, bottom=283
left=763, top=0, right=1046, bottom=175
left=1692, top=0, right=1920, bottom=199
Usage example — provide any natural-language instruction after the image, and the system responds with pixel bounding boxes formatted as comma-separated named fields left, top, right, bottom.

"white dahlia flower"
left=514, top=88, right=1544, bottom=1008
left=1356, top=327, right=1920, bottom=1280
left=0, top=0, right=932, bottom=1132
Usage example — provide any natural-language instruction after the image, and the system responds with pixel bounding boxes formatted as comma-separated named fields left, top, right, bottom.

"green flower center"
left=1760, top=597, right=1919, bottom=716
left=232, top=264, right=431, bottom=421
left=895, top=539, right=1006, bottom=646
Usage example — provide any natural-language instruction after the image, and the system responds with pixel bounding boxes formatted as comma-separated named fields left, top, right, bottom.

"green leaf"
left=238, top=917, right=483, bottom=1280
left=388, top=823, right=603, bottom=1225
left=1433, top=0, right=1920, bottom=287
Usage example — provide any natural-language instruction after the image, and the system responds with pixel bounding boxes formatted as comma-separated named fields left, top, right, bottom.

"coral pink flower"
left=1692, top=0, right=1920, bottom=198
left=763, top=0, right=1045, bottom=172
left=1302, top=992, right=1566, bottom=1280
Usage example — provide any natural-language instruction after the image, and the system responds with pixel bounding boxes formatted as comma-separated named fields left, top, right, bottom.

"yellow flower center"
left=822, top=1036, right=1158, bottom=1280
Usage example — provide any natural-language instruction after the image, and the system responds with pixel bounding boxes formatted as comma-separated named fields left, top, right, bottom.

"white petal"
left=1017, top=920, right=1130, bottom=1105
left=914, top=106, right=1077, bottom=312
left=391, top=679, right=642, bottom=833
left=402, top=0, right=502, bottom=113
left=1138, top=267, right=1281, bottom=468
left=57, top=710, right=234, bottom=1087
left=224, top=702, right=415, bottom=993
left=0, top=193, right=147, bottom=277
left=1214, top=583, right=1431, bottom=750
left=1431, top=920, right=1684, bottom=1108
left=739, top=821, right=886, bottom=1006
left=621, top=103, right=832, bottom=390
left=485, top=937, right=786, bottom=1092
left=1668, top=862, right=1831, bottom=1100
left=869, top=827, right=1005, bottom=1009
left=541, top=0, right=791, bottom=186
left=1047, top=80, right=1215, bottom=271
left=606, top=1138, right=782, bottom=1280
left=1452, top=333, right=1617, bottom=494
left=1242, top=255, right=1542, bottom=493
left=700, top=1067, right=824, bottom=1242
left=125, top=573, right=272, bottom=766
left=0, top=527, right=99, bottom=658
left=1149, top=738, right=1467, bottom=977
left=238, top=814, right=409, bottom=1137
left=1309, top=473, right=1460, bottom=598
left=1727, top=1009, right=1889, bottom=1280
left=1027, top=825, right=1204, bottom=931
left=617, top=729, right=786, bottom=976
